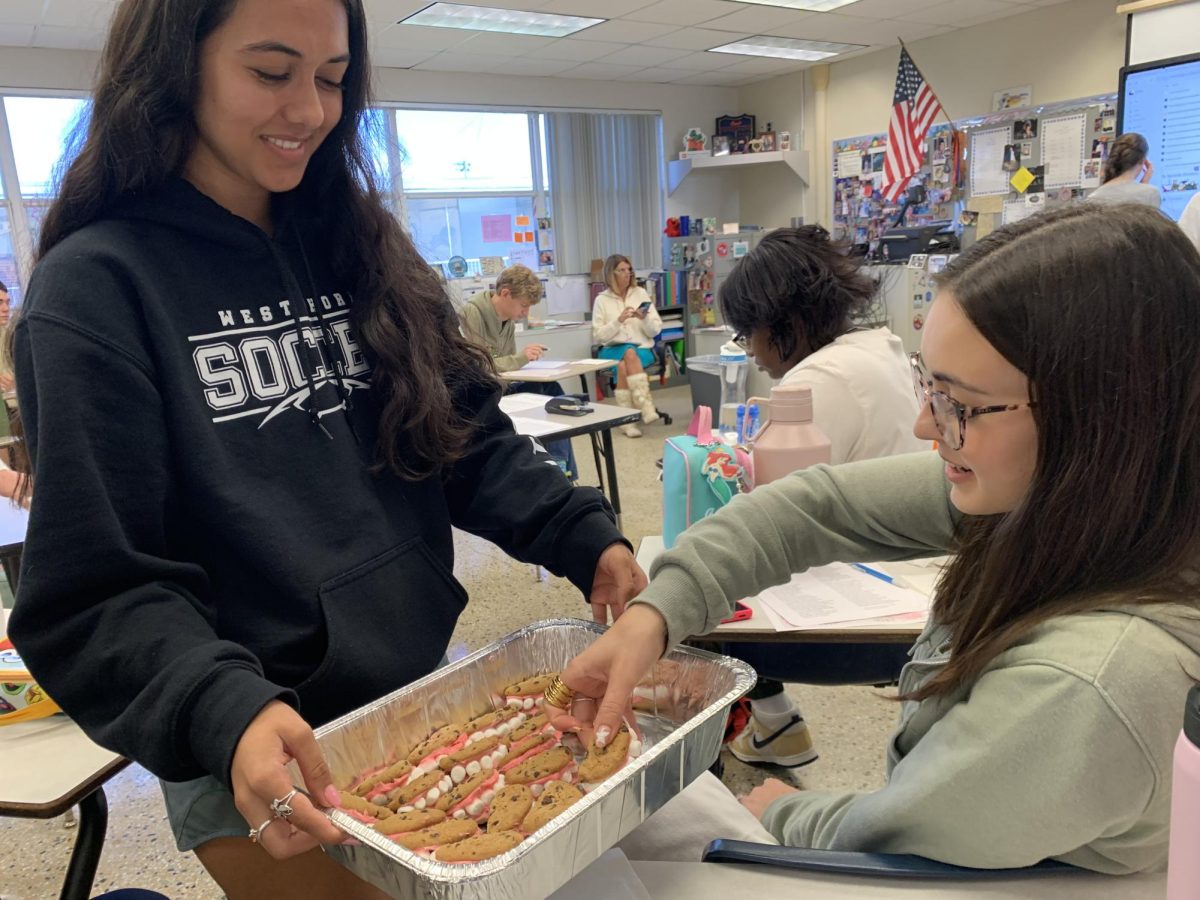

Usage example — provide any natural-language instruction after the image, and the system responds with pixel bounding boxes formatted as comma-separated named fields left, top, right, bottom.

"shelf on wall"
left=667, top=149, right=810, bottom=196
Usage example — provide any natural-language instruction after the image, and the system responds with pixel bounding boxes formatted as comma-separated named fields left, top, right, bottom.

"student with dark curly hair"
left=717, top=226, right=926, bottom=768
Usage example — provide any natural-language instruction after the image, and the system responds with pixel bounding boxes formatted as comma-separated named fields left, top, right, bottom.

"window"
left=0, top=95, right=90, bottom=300
left=394, top=110, right=533, bottom=193
left=388, top=109, right=550, bottom=277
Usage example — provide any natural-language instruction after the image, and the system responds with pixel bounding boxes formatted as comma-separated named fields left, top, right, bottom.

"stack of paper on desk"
left=518, top=359, right=572, bottom=377
left=756, top=563, right=931, bottom=630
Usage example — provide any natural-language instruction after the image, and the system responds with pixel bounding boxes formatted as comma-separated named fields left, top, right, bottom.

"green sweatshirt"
left=635, top=451, right=1200, bottom=874
left=461, top=291, right=525, bottom=373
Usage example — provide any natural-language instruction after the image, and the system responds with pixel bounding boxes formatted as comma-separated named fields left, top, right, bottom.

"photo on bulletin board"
left=1091, top=138, right=1109, bottom=160
left=1013, top=118, right=1038, bottom=140
left=1002, top=143, right=1022, bottom=172
left=537, top=217, right=552, bottom=230
left=539, top=249, right=554, bottom=267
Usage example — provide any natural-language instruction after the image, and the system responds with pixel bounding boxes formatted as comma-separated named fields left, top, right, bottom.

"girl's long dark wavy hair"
left=915, top=202, right=1200, bottom=700
left=35, top=0, right=495, bottom=480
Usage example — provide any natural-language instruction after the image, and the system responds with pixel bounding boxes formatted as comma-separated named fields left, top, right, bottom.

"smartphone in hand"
left=637, top=301, right=652, bottom=314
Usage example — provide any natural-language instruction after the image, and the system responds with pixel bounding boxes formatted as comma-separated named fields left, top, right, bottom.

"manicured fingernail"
left=324, top=786, right=340, bottom=807
left=595, top=726, right=611, bottom=748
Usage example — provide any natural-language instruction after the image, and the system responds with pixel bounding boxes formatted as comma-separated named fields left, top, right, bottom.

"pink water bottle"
left=1168, top=684, right=1200, bottom=899
left=747, top=384, right=832, bottom=487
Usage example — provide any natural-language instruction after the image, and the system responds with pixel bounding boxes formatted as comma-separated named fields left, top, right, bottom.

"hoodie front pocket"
left=295, top=538, right=468, bottom=726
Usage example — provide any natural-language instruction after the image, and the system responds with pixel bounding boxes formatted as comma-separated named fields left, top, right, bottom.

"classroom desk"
left=636, top=535, right=928, bottom=644
left=626, top=860, right=1166, bottom=900
left=498, top=357, right=617, bottom=398
left=0, top=716, right=129, bottom=900
left=0, top=496, right=28, bottom=590
left=503, top=396, right=640, bottom=527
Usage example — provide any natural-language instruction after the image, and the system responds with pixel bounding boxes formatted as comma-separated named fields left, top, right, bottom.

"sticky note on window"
left=1010, top=167, right=1034, bottom=194
left=515, top=215, right=530, bottom=226
left=524, top=231, right=534, bottom=242
left=514, top=232, right=524, bottom=243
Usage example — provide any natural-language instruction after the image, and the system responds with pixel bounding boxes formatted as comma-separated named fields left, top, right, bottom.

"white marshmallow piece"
left=523, top=697, right=534, bottom=710
left=467, top=800, right=484, bottom=817
left=453, top=809, right=466, bottom=820
left=399, top=805, right=414, bottom=813
left=469, top=731, right=484, bottom=744
left=507, top=698, right=522, bottom=708
left=451, top=765, right=467, bottom=784
left=482, top=789, right=494, bottom=804
left=409, top=764, right=425, bottom=780
left=466, top=761, right=481, bottom=777
left=561, top=772, right=573, bottom=783
left=427, top=787, right=440, bottom=802
left=484, top=728, right=499, bottom=739
left=414, top=798, right=426, bottom=810
left=531, top=783, right=544, bottom=797
left=482, top=756, right=494, bottom=771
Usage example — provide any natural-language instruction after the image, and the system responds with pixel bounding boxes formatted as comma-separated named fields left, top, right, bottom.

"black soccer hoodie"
left=9, top=178, right=627, bottom=787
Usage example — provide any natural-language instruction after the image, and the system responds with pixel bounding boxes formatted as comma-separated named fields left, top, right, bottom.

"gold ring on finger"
left=543, top=675, right=575, bottom=709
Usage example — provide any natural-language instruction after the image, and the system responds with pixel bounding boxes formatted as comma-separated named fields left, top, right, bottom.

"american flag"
left=882, top=48, right=942, bottom=202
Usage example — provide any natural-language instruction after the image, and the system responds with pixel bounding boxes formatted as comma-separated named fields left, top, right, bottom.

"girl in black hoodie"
left=8, top=0, right=643, bottom=895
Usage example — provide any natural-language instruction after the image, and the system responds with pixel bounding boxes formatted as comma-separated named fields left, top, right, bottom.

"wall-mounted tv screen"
left=1118, top=52, right=1200, bottom=223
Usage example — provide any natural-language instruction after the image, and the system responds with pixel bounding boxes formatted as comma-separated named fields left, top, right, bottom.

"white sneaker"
left=621, top=422, right=643, bottom=438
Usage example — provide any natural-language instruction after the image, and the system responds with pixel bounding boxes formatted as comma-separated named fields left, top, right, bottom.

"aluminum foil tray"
left=310, top=618, right=755, bottom=900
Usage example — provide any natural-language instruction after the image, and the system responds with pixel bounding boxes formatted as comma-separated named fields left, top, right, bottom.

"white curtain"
left=546, top=112, right=663, bottom=276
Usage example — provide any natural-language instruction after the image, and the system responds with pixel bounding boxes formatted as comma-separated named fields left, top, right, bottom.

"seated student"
left=719, top=226, right=928, bottom=768
left=555, top=203, right=1200, bottom=873
left=591, top=254, right=662, bottom=438
left=461, top=264, right=577, bottom=480
left=1088, top=133, right=1160, bottom=209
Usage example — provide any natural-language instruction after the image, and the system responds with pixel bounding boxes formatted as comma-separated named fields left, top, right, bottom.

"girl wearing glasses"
left=557, top=202, right=1200, bottom=873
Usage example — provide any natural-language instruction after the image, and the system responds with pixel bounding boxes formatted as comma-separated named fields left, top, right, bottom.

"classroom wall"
left=737, top=0, right=1127, bottom=229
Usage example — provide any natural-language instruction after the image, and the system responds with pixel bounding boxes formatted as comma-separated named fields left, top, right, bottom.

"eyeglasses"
left=909, top=352, right=1035, bottom=451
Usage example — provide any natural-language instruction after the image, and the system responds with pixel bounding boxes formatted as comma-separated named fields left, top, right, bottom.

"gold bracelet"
left=543, top=675, right=575, bottom=709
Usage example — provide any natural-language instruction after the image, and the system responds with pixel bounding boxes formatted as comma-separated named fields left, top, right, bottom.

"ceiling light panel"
left=724, top=0, right=863, bottom=9
left=709, top=35, right=865, bottom=60
left=399, top=3, right=603, bottom=37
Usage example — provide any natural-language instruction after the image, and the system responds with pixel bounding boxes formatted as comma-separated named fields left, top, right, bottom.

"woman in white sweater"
left=592, top=255, right=662, bottom=437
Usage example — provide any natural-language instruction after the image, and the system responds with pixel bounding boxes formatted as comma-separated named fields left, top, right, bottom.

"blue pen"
left=851, top=563, right=894, bottom=584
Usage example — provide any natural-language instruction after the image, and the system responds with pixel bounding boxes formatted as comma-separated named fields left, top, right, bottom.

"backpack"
left=662, top=406, right=751, bottom=548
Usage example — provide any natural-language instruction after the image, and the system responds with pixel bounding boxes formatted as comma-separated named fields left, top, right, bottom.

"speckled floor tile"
left=1, top=386, right=900, bottom=898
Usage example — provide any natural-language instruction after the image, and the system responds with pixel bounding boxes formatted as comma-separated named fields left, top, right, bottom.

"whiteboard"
left=1128, top=3, right=1200, bottom=66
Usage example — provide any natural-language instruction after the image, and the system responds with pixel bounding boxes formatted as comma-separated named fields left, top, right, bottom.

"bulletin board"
left=831, top=122, right=957, bottom=254
left=831, top=93, right=1118, bottom=252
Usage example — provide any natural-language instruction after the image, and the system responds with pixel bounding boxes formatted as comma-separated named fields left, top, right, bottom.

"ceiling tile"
left=568, top=19, right=679, bottom=42
left=0, top=0, right=45, bottom=27
left=765, top=11, right=883, bottom=41
left=0, top=24, right=36, bottom=45
left=537, top=38, right=631, bottom=60
left=561, top=61, right=650, bottom=79
left=907, top=0, right=1025, bottom=26
left=415, top=52, right=526, bottom=73
left=369, top=46, right=439, bottom=68
left=538, top=0, right=659, bottom=15
left=624, top=0, right=742, bottom=26
left=837, top=0, right=949, bottom=18
left=957, top=2, right=1036, bottom=27
left=374, top=23, right=480, bottom=50
left=617, top=65, right=703, bottom=82
left=457, top=32, right=559, bottom=53
left=496, top=56, right=585, bottom=75
left=33, top=24, right=105, bottom=50
left=702, top=6, right=814, bottom=33
left=718, top=55, right=806, bottom=74
left=598, top=44, right=693, bottom=66
left=642, top=26, right=748, bottom=50
left=663, top=50, right=745, bottom=70
left=678, top=69, right=766, bottom=86
left=362, top=0, right=433, bottom=24
left=40, top=0, right=116, bottom=30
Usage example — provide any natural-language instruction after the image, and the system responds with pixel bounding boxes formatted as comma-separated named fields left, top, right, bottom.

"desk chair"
left=701, top=841, right=1078, bottom=879
left=591, top=341, right=674, bottom=426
